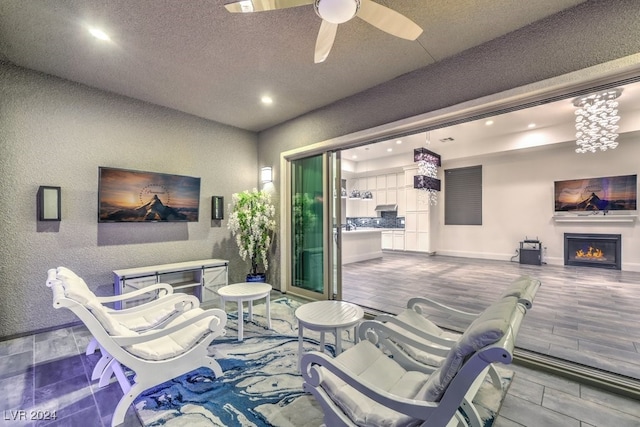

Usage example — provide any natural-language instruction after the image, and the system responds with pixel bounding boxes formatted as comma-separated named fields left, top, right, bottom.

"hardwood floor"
left=341, top=251, right=640, bottom=381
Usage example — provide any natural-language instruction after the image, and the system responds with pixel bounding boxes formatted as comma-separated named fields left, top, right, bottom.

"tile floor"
left=2, top=304, right=640, bottom=426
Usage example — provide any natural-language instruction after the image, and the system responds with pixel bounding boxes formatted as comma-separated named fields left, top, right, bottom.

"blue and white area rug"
left=132, top=297, right=513, bottom=427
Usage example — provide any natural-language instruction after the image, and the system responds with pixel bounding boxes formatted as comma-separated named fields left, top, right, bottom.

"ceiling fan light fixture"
left=314, top=0, right=360, bottom=24
left=238, top=1, right=254, bottom=13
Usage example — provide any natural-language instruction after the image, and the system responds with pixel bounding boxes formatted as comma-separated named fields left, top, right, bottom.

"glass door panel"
left=291, top=154, right=326, bottom=298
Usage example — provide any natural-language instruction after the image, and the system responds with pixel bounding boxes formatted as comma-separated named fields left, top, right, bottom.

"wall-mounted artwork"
left=554, top=174, right=637, bottom=212
left=98, top=167, right=201, bottom=222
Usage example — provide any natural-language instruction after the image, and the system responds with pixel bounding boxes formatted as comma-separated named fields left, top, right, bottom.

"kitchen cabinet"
left=381, top=231, right=393, bottom=249
left=397, top=187, right=406, bottom=216
left=393, top=231, right=405, bottom=250
left=386, top=173, right=397, bottom=188
left=343, top=229, right=383, bottom=264
left=377, top=188, right=387, bottom=204
left=381, top=230, right=405, bottom=251
left=401, top=166, right=431, bottom=253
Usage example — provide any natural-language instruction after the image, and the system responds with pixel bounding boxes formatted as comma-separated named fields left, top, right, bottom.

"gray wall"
left=0, top=62, right=258, bottom=338
left=257, top=0, right=640, bottom=289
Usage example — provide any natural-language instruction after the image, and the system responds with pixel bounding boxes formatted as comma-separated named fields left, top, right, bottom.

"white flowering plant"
left=228, top=189, right=276, bottom=276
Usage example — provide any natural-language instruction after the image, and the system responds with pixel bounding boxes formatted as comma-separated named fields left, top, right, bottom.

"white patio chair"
left=47, top=269, right=227, bottom=427
left=56, top=267, right=201, bottom=386
left=301, top=295, right=527, bottom=427
left=374, top=276, right=540, bottom=369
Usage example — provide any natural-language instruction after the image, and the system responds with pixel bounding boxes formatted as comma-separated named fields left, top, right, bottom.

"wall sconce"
left=261, top=166, right=273, bottom=183
left=211, top=196, right=224, bottom=220
left=38, top=186, right=61, bottom=221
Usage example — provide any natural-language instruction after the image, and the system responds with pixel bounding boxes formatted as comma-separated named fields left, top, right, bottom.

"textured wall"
left=258, top=0, right=640, bottom=289
left=0, top=62, right=258, bottom=338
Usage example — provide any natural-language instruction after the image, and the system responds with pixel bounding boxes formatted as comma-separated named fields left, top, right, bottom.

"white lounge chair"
left=47, top=269, right=227, bottom=427
left=374, top=275, right=540, bottom=368
left=55, top=267, right=201, bottom=387
left=301, top=295, right=527, bottom=427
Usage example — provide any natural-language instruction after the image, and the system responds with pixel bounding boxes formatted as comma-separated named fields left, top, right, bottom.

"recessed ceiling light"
left=352, top=155, right=357, bottom=159
left=528, top=123, right=536, bottom=128
left=88, top=27, right=110, bottom=41
left=485, top=120, right=494, bottom=126
left=396, top=140, right=402, bottom=144
left=261, top=96, right=273, bottom=105
left=387, top=148, right=393, bottom=152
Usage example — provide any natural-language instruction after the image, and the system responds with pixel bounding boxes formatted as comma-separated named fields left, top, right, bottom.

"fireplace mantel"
left=553, top=215, right=637, bottom=223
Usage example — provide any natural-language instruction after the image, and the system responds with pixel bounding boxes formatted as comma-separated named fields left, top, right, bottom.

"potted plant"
left=228, top=188, right=276, bottom=282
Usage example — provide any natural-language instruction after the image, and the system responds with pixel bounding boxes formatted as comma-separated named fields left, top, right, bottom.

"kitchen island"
left=342, top=228, right=383, bottom=264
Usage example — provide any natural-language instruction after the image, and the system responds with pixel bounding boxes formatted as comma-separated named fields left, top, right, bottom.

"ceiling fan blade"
left=224, top=0, right=312, bottom=13
left=357, top=0, right=423, bottom=40
left=315, top=20, right=338, bottom=63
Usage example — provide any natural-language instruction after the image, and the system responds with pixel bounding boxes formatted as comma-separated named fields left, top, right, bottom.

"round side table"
left=294, top=300, right=364, bottom=368
left=218, top=282, right=272, bottom=341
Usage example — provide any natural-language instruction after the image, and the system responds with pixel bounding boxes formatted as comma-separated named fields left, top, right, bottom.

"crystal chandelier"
left=413, top=135, right=441, bottom=205
left=573, top=88, right=622, bottom=154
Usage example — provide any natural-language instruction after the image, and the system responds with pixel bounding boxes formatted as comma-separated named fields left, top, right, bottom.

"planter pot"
left=246, top=273, right=266, bottom=283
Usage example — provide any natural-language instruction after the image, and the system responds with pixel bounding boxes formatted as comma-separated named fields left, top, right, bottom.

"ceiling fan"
left=224, top=0, right=423, bottom=63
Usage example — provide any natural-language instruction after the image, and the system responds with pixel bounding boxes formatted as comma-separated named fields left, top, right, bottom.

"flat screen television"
left=98, top=167, right=201, bottom=222
left=554, top=174, right=637, bottom=213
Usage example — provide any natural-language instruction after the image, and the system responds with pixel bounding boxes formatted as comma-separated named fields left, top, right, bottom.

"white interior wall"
left=435, top=134, right=640, bottom=270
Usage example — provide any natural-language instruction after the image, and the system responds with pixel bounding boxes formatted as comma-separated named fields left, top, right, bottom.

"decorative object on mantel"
left=573, top=88, right=622, bottom=153
left=413, top=134, right=441, bottom=205
left=228, top=188, right=276, bottom=282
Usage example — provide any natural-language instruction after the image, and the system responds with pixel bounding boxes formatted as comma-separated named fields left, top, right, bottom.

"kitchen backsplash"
left=346, top=212, right=405, bottom=229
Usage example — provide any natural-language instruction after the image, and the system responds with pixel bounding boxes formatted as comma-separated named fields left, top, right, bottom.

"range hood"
left=374, top=204, right=398, bottom=212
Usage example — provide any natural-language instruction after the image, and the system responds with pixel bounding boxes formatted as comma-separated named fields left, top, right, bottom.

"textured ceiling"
left=0, top=0, right=587, bottom=132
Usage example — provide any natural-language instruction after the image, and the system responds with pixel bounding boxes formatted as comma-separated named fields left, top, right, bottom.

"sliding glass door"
left=288, top=152, right=342, bottom=300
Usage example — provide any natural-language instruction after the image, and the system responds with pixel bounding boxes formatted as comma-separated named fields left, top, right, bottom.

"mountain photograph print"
left=98, top=167, right=201, bottom=222
left=554, top=174, right=637, bottom=212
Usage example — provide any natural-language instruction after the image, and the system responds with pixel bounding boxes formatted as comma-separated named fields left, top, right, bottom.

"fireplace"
left=564, top=233, right=621, bottom=270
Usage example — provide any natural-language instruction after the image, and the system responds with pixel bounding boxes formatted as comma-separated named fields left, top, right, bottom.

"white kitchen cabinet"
left=386, top=173, right=397, bottom=188
left=113, top=259, right=228, bottom=309
left=404, top=231, right=429, bottom=252
left=393, top=231, right=405, bottom=250
left=376, top=175, right=386, bottom=190
left=406, top=187, right=418, bottom=211
left=386, top=188, right=397, bottom=204
left=367, top=176, right=377, bottom=191
left=381, top=231, right=393, bottom=249
left=397, top=187, right=406, bottom=216
left=403, top=197, right=430, bottom=253
left=377, top=189, right=387, bottom=204
left=381, top=230, right=404, bottom=250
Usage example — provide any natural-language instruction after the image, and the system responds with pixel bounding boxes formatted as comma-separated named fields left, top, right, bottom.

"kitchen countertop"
left=342, top=228, right=404, bottom=233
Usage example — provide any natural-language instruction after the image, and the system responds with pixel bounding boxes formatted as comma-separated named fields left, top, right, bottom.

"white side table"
left=218, top=282, right=272, bottom=341
left=295, top=300, right=364, bottom=367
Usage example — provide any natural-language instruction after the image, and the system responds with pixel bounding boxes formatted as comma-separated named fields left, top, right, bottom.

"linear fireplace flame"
left=564, top=233, right=621, bottom=270
left=575, top=246, right=605, bottom=260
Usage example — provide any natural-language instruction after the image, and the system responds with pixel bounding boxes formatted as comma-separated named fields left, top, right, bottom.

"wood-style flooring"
left=341, top=251, right=640, bottom=381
